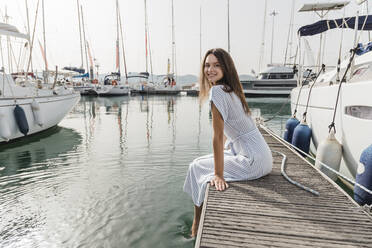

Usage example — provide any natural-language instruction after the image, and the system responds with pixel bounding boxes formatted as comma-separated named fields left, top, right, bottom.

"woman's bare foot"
left=191, top=222, right=199, bottom=237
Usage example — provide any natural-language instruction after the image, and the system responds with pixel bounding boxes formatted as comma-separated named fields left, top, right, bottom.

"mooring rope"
left=259, top=123, right=372, bottom=196
left=273, top=150, right=319, bottom=196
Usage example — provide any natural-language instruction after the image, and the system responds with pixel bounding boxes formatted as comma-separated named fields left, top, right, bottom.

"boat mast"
left=199, top=4, right=202, bottom=62
left=227, top=0, right=230, bottom=53
left=25, top=0, right=33, bottom=73
left=42, top=0, right=48, bottom=83
left=144, top=0, right=148, bottom=73
left=26, top=0, right=40, bottom=76
left=4, top=8, right=12, bottom=73
left=171, top=0, right=176, bottom=77
left=258, top=0, right=267, bottom=72
left=284, top=0, right=295, bottom=66
left=118, top=2, right=128, bottom=80
left=270, top=10, right=278, bottom=65
left=80, top=5, right=90, bottom=79
left=116, top=0, right=120, bottom=76
left=76, top=0, right=84, bottom=70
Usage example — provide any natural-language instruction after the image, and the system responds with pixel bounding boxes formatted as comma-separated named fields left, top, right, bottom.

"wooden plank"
left=195, top=126, right=372, bottom=248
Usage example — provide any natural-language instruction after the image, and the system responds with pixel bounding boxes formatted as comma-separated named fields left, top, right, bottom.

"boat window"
left=345, top=106, right=372, bottom=120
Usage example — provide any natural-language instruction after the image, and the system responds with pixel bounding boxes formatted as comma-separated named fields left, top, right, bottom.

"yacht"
left=241, top=66, right=297, bottom=97
left=290, top=8, right=372, bottom=179
left=94, top=72, right=130, bottom=96
left=0, top=22, right=80, bottom=143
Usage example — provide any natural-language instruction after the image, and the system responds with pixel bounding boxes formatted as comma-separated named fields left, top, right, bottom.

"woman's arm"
left=211, top=102, right=229, bottom=191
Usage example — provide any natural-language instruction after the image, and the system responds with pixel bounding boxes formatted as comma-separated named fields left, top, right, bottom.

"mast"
left=25, top=0, right=33, bottom=73
left=42, top=0, right=48, bottom=83
left=77, top=0, right=84, bottom=69
left=227, top=0, right=230, bottom=53
left=26, top=0, right=40, bottom=76
left=4, top=8, right=12, bottom=73
left=80, top=5, right=90, bottom=79
left=199, top=4, right=202, bottom=62
left=144, top=0, right=149, bottom=73
left=284, top=0, right=295, bottom=66
left=270, top=10, right=278, bottom=65
left=116, top=0, right=120, bottom=75
left=171, top=0, right=176, bottom=76
left=118, top=2, right=128, bottom=80
left=258, top=0, right=267, bottom=72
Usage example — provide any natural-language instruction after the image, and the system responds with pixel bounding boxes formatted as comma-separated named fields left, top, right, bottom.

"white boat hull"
left=95, top=85, right=129, bottom=96
left=0, top=92, right=80, bottom=142
left=291, top=80, right=372, bottom=178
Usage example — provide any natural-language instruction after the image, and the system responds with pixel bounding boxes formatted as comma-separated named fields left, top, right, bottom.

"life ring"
left=112, top=80, right=117, bottom=86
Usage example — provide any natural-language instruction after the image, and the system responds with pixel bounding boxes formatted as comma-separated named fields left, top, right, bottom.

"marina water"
left=0, top=95, right=290, bottom=248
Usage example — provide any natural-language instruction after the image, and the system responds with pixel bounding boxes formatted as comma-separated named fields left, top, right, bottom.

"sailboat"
left=0, top=22, right=80, bottom=143
left=130, top=0, right=180, bottom=95
left=95, top=0, right=129, bottom=96
left=290, top=2, right=372, bottom=180
left=68, top=0, right=97, bottom=95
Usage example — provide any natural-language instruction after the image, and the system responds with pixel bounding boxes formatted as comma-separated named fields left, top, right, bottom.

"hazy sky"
left=0, top=0, right=370, bottom=76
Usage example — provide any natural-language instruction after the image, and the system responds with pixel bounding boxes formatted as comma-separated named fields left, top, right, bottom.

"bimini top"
left=298, top=1, right=349, bottom=12
left=0, top=22, right=29, bottom=40
left=298, top=15, right=372, bottom=36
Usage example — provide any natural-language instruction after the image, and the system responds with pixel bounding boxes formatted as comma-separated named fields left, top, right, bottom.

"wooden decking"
left=195, top=126, right=372, bottom=248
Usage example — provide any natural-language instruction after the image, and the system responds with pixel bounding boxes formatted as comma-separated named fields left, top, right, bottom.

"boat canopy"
left=0, top=22, right=29, bottom=40
left=298, top=15, right=372, bottom=36
left=298, top=1, right=349, bottom=12
left=72, top=73, right=89, bottom=78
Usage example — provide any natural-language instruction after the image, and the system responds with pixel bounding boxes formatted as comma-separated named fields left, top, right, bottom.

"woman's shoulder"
left=209, top=85, right=227, bottom=100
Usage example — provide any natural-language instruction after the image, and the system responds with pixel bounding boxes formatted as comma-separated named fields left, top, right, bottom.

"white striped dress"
left=183, top=84, right=272, bottom=206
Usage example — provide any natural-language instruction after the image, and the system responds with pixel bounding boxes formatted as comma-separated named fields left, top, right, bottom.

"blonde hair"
left=199, top=48, right=250, bottom=114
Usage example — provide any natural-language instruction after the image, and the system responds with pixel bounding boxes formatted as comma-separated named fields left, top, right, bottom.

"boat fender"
left=14, top=105, right=29, bottom=136
left=283, top=117, right=300, bottom=143
left=0, top=108, right=11, bottom=141
left=291, top=120, right=312, bottom=156
left=354, top=144, right=372, bottom=205
left=31, top=99, right=44, bottom=127
left=315, top=130, right=342, bottom=181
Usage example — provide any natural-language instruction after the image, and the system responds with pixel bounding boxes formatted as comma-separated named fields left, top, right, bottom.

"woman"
left=183, top=48, right=272, bottom=237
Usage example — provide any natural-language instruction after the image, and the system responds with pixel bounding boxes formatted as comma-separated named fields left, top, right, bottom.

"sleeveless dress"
left=183, top=85, right=272, bottom=206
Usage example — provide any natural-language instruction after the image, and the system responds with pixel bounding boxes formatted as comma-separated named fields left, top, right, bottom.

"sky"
left=0, top=0, right=371, bottom=76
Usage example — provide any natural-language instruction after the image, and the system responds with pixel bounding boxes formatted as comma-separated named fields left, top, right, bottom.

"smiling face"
left=204, top=54, right=224, bottom=84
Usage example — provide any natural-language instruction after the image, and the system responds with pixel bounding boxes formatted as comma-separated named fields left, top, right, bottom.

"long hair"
left=199, top=48, right=250, bottom=115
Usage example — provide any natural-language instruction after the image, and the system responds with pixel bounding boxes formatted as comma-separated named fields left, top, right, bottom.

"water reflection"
left=0, top=126, right=82, bottom=178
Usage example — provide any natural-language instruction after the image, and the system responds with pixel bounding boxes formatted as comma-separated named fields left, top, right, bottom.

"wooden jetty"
left=195, top=126, right=372, bottom=248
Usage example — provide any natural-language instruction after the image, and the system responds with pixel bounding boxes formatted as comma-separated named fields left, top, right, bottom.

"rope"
left=329, top=15, right=369, bottom=133
left=303, top=64, right=325, bottom=122
left=328, top=47, right=356, bottom=133
left=263, top=94, right=290, bottom=122
left=292, top=69, right=312, bottom=118
left=273, top=150, right=319, bottom=196
left=260, top=124, right=372, bottom=196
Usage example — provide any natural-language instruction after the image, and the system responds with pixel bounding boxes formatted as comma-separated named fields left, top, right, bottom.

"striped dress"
left=183, top=84, right=272, bottom=207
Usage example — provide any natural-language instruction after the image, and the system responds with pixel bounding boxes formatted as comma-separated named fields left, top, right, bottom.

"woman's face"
left=204, top=54, right=223, bottom=84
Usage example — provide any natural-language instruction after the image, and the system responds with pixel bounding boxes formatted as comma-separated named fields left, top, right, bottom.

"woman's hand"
left=210, top=175, right=229, bottom=191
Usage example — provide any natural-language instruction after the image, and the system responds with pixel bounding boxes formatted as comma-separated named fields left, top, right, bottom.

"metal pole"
left=270, top=10, right=278, bottom=65
left=77, top=0, right=84, bottom=69
left=227, top=0, right=230, bottom=53
left=42, top=0, right=48, bottom=83
left=258, top=0, right=267, bottom=72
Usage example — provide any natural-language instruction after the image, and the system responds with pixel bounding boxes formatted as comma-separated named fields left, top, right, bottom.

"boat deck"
left=195, top=126, right=372, bottom=248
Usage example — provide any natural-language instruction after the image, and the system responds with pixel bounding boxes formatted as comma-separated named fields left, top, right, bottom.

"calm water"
left=0, top=95, right=290, bottom=248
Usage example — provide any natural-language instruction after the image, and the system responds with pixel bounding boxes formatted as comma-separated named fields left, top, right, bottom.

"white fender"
left=0, top=108, right=11, bottom=141
left=31, top=99, right=44, bottom=127
left=315, top=130, right=342, bottom=181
